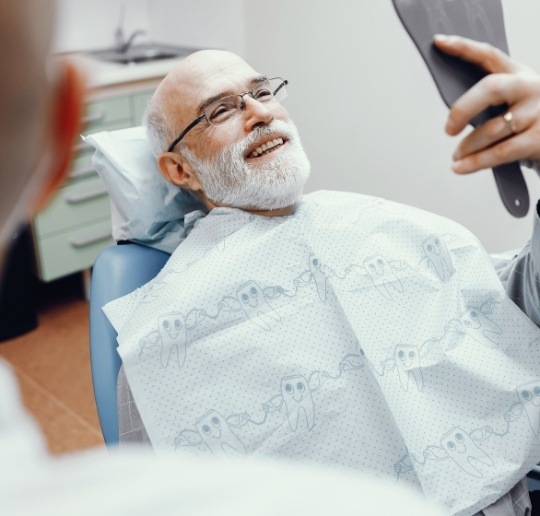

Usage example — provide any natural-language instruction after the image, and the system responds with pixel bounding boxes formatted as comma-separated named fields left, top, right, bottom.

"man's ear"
left=158, top=151, right=202, bottom=192
left=33, top=60, right=85, bottom=211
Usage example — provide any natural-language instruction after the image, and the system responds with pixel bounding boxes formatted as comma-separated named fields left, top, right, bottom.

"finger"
left=452, top=106, right=533, bottom=161
left=446, top=74, right=524, bottom=135
left=452, top=134, right=533, bottom=174
left=433, top=35, right=519, bottom=75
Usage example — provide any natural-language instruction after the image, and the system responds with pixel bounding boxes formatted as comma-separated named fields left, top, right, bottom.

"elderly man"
left=104, top=47, right=540, bottom=516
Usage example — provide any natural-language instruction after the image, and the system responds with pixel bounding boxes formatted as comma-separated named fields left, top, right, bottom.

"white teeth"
left=248, top=138, right=285, bottom=158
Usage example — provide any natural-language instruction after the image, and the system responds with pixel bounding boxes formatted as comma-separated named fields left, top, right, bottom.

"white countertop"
left=61, top=53, right=185, bottom=89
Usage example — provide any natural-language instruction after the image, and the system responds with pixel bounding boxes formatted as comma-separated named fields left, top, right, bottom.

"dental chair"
left=85, top=126, right=199, bottom=446
left=89, top=242, right=170, bottom=446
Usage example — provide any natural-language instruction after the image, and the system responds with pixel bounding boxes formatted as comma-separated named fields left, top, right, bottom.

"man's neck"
left=243, top=205, right=296, bottom=217
left=201, top=194, right=296, bottom=217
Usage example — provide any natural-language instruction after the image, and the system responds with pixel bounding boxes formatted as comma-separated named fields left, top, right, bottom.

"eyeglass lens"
left=204, top=78, right=287, bottom=126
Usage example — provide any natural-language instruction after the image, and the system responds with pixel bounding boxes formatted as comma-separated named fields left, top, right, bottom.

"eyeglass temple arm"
left=167, top=114, right=205, bottom=152
left=274, top=79, right=288, bottom=96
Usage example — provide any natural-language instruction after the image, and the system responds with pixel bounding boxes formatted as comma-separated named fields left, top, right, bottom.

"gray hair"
left=143, top=95, right=203, bottom=204
left=143, top=96, right=176, bottom=157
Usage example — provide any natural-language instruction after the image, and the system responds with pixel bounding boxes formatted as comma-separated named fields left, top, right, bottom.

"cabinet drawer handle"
left=69, top=229, right=112, bottom=248
left=69, top=166, right=96, bottom=179
left=82, top=112, right=106, bottom=124
left=73, top=141, right=93, bottom=153
left=65, top=186, right=108, bottom=204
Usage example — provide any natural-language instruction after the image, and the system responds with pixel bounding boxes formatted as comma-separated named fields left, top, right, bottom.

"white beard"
left=183, top=120, right=310, bottom=211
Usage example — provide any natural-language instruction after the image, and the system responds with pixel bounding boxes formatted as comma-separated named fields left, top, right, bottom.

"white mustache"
left=228, top=120, right=297, bottom=159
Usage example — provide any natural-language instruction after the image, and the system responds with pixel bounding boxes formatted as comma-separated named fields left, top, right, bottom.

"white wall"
left=245, top=0, right=540, bottom=252
left=53, top=0, right=150, bottom=52
left=147, top=0, right=244, bottom=56
left=52, top=0, right=245, bottom=56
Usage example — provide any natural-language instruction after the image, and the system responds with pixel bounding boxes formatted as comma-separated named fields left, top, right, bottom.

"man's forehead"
left=161, top=51, right=260, bottom=114
left=186, top=50, right=257, bottom=80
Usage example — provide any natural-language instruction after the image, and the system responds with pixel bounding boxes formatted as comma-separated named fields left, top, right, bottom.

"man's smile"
left=246, top=137, right=288, bottom=159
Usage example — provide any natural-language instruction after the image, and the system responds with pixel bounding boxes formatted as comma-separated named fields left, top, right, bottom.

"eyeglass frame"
left=166, top=77, right=288, bottom=152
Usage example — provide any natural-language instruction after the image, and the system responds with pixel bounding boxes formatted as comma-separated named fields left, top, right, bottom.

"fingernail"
left=452, top=160, right=464, bottom=173
left=434, top=34, right=447, bottom=43
left=452, top=150, right=461, bottom=161
left=445, top=119, right=457, bottom=134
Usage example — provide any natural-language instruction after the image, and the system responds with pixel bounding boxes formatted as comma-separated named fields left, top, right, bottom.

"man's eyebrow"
left=196, top=75, right=268, bottom=114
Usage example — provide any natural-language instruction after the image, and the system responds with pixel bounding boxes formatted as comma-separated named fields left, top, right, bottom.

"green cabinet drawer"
left=36, top=219, right=114, bottom=281
left=32, top=88, right=157, bottom=282
left=83, top=95, right=131, bottom=130
left=131, top=91, right=153, bottom=126
left=68, top=151, right=95, bottom=180
left=34, top=175, right=110, bottom=237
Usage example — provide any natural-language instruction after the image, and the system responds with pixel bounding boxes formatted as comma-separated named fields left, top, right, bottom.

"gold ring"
left=503, top=111, right=517, bottom=134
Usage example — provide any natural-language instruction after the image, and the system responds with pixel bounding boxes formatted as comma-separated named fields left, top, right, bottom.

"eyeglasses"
left=166, top=77, right=288, bottom=152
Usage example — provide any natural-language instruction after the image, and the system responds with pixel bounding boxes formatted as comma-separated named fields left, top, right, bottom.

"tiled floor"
left=0, top=274, right=105, bottom=455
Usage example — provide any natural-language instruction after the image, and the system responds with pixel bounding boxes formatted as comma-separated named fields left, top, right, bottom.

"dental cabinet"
left=32, top=58, right=179, bottom=283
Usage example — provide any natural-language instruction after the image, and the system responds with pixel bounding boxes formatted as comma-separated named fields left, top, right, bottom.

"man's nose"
left=241, top=96, right=273, bottom=131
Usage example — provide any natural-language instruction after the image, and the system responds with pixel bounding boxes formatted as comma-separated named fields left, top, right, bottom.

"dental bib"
left=105, top=191, right=540, bottom=516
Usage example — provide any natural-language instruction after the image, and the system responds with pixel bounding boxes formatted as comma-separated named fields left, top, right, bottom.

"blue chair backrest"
left=89, top=243, right=170, bottom=446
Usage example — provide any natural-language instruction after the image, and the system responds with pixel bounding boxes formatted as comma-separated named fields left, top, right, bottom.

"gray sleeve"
left=474, top=478, right=531, bottom=516
left=496, top=204, right=540, bottom=328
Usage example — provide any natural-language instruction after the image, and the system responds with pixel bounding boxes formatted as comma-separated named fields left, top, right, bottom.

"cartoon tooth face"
left=440, top=427, right=494, bottom=478
left=280, top=374, right=315, bottom=432
left=195, top=410, right=246, bottom=458
left=158, top=312, right=187, bottom=368
left=422, top=234, right=454, bottom=282
left=459, top=307, right=502, bottom=349
left=363, top=254, right=404, bottom=301
left=309, top=254, right=328, bottom=302
left=394, top=344, right=423, bottom=392
left=516, top=380, right=540, bottom=436
left=236, top=280, right=281, bottom=331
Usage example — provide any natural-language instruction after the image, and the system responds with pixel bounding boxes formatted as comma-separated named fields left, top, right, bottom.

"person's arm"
left=433, top=35, right=540, bottom=175
left=496, top=201, right=540, bottom=328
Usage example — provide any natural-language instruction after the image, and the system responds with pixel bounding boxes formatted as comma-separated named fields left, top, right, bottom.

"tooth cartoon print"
left=157, top=312, right=188, bottom=368
left=309, top=254, right=329, bottom=302
left=394, top=344, right=424, bottom=392
left=422, top=234, right=454, bottom=282
left=440, top=427, right=494, bottom=478
left=459, top=307, right=502, bottom=348
left=236, top=280, right=281, bottom=331
left=516, top=380, right=540, bottom=436
left=363, top=254, right=404, bottom=301
left=195, top=409, right=247, bottom=458
left=281, top=374, right=316, bottom=432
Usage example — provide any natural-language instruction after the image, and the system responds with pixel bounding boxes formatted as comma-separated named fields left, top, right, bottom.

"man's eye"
left=253, top=87, right=272, bottom=100
left=208, top=103, right=235, bottom=122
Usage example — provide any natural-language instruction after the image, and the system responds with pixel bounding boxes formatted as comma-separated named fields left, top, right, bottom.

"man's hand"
left=434, top=35, right=540, bottom=174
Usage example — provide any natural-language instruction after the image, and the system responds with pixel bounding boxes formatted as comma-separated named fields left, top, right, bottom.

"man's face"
left=183, top=118, right=310, bottom=211
left=162, top=52, right=310, bottom=211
